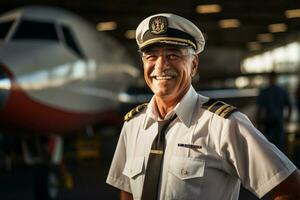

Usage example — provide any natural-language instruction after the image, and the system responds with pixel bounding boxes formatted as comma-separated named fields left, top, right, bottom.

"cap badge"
left=149, top=16, right=168, bottom=34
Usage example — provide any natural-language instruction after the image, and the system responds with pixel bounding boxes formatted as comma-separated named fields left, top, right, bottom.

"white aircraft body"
left=0, top=6, right=140, bottom=133
left=0, top=6, right=139, bottom=200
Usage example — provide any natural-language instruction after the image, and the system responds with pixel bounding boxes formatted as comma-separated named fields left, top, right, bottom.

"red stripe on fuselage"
left=0, top=65, right=122, bottom=134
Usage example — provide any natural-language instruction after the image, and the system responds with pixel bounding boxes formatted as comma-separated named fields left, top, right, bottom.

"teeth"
left=155, top=76, right=172, bottom=80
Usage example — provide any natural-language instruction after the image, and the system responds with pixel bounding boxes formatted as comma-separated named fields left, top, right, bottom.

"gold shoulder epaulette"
left=124, top=103, right=148, bottom=121
left=202, top=99, right=237, bottom=119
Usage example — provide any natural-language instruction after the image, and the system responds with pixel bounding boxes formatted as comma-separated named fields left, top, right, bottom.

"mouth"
left=151, top=75, right=174, bottom=80
left=150, top=70, right=178, bottom=81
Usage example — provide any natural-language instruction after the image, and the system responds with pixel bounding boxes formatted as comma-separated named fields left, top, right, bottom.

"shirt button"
left=181, top=168, right=188, bottom=176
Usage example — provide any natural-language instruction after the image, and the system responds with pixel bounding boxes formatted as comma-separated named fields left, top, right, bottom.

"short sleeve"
left=106, top=124, right=131, bottom=193
left=220, top=112, right=296, bottom=198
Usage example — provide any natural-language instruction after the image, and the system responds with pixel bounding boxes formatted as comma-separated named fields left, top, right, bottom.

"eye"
left=166, top=53, right=181, bottom=60
left=144, top=54, right=158, bottom=61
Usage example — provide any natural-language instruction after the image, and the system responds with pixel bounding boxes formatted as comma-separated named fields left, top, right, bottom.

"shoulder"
left=258, top=87, right=268, bottom=96
left=124, top=103, right=148, bottom=122
left=201, top=98, right=238, bottom=119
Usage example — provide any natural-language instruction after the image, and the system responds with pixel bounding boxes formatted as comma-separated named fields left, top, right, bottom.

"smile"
left=153, top=75, right=174, bottom=80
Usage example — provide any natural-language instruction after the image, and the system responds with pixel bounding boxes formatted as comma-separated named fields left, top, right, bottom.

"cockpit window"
left=61, top=25, right=85, bottom=58
left=0, top=21, right=14, bottom=39
left=12, top=19, right=58, bottom=41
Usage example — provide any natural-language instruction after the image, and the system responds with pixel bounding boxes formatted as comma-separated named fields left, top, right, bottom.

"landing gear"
left=35, top=164, right=59, bottom=200
left=22, top=135, right=63, bottom=200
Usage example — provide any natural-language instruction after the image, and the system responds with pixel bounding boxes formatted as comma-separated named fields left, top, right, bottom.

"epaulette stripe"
left=207, top=100, right=219, bottom=111
left=202, top=98, right=216, bottom=110
left=220, top=107, right=238, bottom=118
left=124, top=112, right=132, bottom=121
left=215, top=104, right=230, bottom=115
left=136, top=104, right=146, bottom=112
left=124, top=103, right=148, bottom=121
left=202, top=98, right=238, bottom=119
left=209, top=101, right=225, bottom=113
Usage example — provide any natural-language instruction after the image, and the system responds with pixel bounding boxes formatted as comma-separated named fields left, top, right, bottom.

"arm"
left=284, top=100, right=292, bottom=123
left=283, top=88, right=292, bottom=122
left=269, top=169, right=300, bottom=200
left=220, top=112, right=298, bottom=199
left=106, top=125, right=132, bottom=196
left=256, top=92, right=265, bottom=132
left=120, top=190, right=133, bottom=200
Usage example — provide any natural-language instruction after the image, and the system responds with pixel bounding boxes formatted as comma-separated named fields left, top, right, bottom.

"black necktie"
left=141, top=114, right=177, bottom=200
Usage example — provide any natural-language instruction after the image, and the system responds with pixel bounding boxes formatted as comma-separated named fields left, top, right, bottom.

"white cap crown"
left=136, top=13, right=205, bottom=54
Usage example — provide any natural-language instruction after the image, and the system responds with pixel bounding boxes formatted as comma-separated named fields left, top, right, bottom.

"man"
left=106, top=13, right=300, bottom=200
left=257, top=72, right=292, bottom=151
left=297, top=83, right=300, bottom=119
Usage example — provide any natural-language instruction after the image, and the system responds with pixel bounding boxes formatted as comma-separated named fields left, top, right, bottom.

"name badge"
left=178, top=143, right=202, bottom=149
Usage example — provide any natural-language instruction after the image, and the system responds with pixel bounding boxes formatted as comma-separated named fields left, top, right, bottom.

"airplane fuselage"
left=0, top=6, right=139, bottom=134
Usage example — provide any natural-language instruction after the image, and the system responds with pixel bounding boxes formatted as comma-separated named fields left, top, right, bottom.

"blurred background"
left=0, top=0, right=300, bottom=199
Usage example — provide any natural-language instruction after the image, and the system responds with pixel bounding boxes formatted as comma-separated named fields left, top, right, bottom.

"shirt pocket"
left=122, top=156, right=145, bottom=199
left=166, top=156, right=205, bottom=199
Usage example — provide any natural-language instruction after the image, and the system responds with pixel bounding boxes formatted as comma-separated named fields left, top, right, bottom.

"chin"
left=154, top=91, right=174, bottom=98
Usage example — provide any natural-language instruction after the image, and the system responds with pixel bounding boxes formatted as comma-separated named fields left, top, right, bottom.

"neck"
left=155, top=97, right=177, bottom=119
left=154, top=90, right=187, bottom=119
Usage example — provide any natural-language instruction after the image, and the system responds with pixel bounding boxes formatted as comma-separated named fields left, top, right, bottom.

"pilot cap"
left=136, top=13, right=205, bottom=54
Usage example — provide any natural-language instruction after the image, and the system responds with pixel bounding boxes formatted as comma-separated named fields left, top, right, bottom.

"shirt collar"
left=175, top=86, right=198, bottom=127
left=143, top=86, right=198, bottom=129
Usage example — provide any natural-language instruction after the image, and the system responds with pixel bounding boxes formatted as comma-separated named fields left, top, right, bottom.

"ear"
left=191, top=55, right=199, bottom=77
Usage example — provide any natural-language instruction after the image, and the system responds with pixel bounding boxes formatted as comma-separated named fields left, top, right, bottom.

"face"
left=141, top=45, right=198, bottom=102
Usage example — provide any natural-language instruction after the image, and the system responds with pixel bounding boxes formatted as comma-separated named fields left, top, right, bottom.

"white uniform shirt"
left=106, top=86, right=296, bottom=200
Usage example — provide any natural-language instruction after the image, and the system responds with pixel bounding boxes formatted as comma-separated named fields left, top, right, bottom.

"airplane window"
left=12, top=19, right=58, bottom=41
left=0, top=21, right=13, bottom=39
left=61, top=25, right=85, bottom=58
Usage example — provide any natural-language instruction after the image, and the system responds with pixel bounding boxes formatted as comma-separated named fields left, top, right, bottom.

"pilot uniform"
left=106, top=13, right=297, bottom=200
left=106, top=86, right=296, bottom=200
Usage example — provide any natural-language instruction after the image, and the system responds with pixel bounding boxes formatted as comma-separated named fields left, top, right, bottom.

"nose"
left=0, top=63, right=11, bottom=108
left=154, top=54, right=170, bottom=71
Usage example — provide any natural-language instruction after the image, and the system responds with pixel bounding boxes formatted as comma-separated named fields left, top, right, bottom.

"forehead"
left=142, top=44, right=188, bottom=53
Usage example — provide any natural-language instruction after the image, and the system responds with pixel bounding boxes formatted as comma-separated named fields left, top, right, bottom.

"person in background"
left=107, top=13, right=300, bottom=200
left=295, top=82, right=300, bottom=122
left=257, top=72, right=292, bottom=152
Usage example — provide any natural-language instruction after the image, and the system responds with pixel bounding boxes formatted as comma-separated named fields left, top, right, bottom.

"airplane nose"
left=0, top=63, right=12, bottom=107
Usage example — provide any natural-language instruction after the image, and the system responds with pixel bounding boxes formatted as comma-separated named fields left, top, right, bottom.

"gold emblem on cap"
left=149, top=16, right=168, bottom=34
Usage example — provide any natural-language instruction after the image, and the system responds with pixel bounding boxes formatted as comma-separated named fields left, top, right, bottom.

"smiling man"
left=142, top=46, right=198, bottom=118
left=106, top=13, right=300, bottom=200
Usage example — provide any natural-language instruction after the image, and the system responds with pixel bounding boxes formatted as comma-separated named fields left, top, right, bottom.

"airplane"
left=0, top=5, right=139, bottom=200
